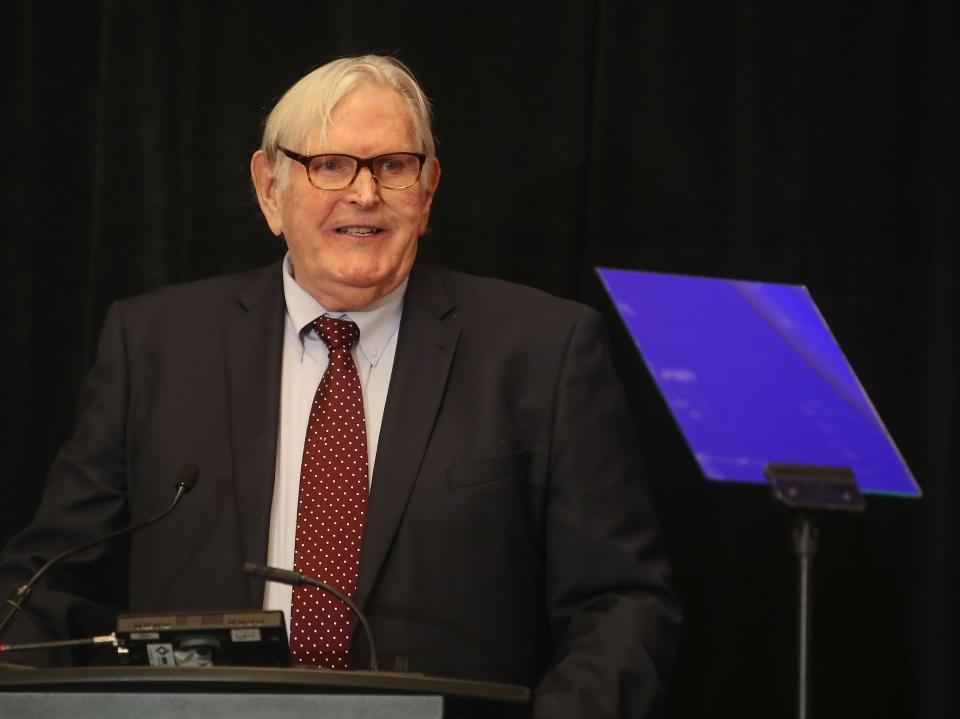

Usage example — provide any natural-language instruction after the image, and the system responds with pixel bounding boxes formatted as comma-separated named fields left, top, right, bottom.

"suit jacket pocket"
left=447, top=449, right=531, bottom=490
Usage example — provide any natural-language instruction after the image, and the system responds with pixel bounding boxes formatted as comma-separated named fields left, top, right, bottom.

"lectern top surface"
left=0, top=665, right=530, bottom=703
left=597, top=267, right=919, bottom=497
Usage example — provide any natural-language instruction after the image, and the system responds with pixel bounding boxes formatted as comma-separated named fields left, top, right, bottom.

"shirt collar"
left=281, top=253, right=405, bottom=367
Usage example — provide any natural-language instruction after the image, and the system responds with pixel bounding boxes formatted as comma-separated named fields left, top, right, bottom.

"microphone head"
left=175, top=464, right=200, bottom=494
left=242, top=562, right=303, bottom=586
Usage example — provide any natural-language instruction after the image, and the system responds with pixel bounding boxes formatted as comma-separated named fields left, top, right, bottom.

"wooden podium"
left=0, top=665, right=531, bottom=718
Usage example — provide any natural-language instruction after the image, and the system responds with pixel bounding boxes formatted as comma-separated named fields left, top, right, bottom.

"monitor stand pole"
left=765, top=463, right=865, bottom=719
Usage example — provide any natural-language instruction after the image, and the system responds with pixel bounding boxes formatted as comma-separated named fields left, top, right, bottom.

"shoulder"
left=403, top=263, right=610, bottom=366
left=100, top=262, right=283, bottom=349
left=423, top=263, right=600, bottom=325
left=119, top=262, right=281, bottom=311
left=111, top=262, right=281, bottom=320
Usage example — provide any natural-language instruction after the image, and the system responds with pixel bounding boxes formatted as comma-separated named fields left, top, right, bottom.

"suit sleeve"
left=0, top=302, right=131, bottom=651
left=532, top=308, right=682, bottom=718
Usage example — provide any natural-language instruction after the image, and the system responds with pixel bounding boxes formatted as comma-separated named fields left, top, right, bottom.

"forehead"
left=312, top=82, right=418, bottom=154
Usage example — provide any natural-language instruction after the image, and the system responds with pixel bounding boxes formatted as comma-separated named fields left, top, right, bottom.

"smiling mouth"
left=336, top=226, right=383, bottom=237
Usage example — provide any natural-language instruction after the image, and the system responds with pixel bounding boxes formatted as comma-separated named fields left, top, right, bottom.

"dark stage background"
left=3, top=2, right=957, bottom=717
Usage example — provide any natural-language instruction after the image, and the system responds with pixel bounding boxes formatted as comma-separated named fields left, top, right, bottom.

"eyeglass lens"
left=308, top=154, right=422, bottom=190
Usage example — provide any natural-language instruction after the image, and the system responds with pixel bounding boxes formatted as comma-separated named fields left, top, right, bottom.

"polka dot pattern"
left=289, top=317, right=369, bottom=670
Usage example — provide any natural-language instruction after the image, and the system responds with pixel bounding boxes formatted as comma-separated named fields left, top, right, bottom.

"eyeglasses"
left=279, top=147, right=427, bottom=190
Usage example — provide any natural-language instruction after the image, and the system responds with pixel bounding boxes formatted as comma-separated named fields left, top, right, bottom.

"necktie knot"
left=314, top=316, right=360, bottom=350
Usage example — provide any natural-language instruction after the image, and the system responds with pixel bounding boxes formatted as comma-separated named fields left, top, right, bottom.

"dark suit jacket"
left=0, top=260, right=681, bottom=717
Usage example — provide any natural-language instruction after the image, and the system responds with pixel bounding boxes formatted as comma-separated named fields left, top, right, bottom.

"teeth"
left=337, top=226, right=380, bottom=236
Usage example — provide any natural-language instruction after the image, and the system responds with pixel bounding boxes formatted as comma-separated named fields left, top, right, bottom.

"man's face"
left=252, top=82, right=440, bottom=310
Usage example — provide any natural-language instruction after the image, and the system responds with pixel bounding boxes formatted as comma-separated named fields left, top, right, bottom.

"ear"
left=418, top=157, right=442, bottom=236
left=250, top=150, right=284, bottom=237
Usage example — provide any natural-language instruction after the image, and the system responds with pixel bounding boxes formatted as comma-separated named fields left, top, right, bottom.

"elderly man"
left=0, top=56, right=681, bottom=717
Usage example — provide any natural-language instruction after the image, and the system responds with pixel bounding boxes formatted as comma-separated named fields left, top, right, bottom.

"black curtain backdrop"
left=3, top=2, right=957, bottom=718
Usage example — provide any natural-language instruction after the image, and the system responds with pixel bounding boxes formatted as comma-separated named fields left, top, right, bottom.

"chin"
left=338, top=256, right=410, bottom=288
left=335, top=268, right=389, bottom=290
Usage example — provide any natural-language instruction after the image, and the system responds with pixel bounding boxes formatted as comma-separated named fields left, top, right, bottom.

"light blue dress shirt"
left=264, top=253, right=404, bottom=627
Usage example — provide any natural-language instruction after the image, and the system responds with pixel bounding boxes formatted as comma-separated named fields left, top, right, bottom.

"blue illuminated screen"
left=597, top=267, right=919, bottom=497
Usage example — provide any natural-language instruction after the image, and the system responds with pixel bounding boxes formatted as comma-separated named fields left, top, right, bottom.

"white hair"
left=260, top=55, right=436, bottom=190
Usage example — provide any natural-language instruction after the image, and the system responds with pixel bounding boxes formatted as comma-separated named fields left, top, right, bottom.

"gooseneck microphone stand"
left=0, top=464, right=200, bottom=641
left=243, top=562, right=379, bottom=672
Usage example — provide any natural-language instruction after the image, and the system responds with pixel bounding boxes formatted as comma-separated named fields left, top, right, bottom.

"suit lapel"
left=355, top=262, right=459, bottom=609
left=223, top=261, right=285, bottom=606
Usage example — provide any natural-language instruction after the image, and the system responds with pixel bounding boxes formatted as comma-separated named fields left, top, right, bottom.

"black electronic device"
left=115, top=610, right=291, bottom=668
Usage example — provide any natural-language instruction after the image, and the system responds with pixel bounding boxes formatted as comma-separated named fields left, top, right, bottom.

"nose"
left=345, top=167, right=381, bottom=207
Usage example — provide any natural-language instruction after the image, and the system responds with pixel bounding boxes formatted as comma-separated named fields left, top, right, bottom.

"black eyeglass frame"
left=278, top=146, right=428, bottom=190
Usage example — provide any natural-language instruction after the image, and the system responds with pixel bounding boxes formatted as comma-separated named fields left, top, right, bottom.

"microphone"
left=242, top=562, right=378, bottom=671
left=0, top=464, right=200, bottom=640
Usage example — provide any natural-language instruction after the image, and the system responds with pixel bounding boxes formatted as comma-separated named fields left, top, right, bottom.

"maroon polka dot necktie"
left=289, top=316, right=369, bottom=669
